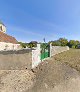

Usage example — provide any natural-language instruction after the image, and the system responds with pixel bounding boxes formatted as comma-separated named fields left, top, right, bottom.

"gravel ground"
left=0, top=70, right=36, bottom=92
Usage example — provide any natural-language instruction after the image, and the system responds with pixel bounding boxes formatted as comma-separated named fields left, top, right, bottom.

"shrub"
left=72, top=45, right=75, bottom=49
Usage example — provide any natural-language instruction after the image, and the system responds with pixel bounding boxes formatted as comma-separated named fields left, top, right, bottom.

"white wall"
left=32, top=44, right=41, bottom=68
left=50, top=46, right=69, bottom=56
left=0, top=42, right=21, bottom=51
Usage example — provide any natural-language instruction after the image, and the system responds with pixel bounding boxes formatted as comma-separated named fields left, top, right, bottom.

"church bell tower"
left=0, top=21, right=6, bottom=33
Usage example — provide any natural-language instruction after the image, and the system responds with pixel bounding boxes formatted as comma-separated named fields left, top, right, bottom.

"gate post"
left=50, top=43, right=52, bottom=57
left=32, top=44, right=41, bottom=68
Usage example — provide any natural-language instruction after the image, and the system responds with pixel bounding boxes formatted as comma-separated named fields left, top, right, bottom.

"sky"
left=0, top=0, right=80, bottom=42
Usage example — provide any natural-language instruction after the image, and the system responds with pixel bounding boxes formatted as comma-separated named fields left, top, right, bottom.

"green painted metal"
left=40, top=43, right=50, bottom=60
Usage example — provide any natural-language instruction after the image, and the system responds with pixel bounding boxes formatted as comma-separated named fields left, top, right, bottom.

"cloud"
left=7, top=25, right=44, bottom=37
left=6, top=15, right=73, bottom=42
left=7, top=22, right=72, bottom=42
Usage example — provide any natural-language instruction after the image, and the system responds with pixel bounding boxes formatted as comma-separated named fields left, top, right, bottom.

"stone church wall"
left=0, top=42, right=21, bottom=51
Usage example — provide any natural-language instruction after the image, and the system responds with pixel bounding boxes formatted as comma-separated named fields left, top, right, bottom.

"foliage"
left=68, top=40, right=80, bottom=48
left=28, top=41, right=37, bottom=48
left=51, top=38, right=68, bottom=46
left=49, top=38, right=80, bottom=49
left=18, top=42, right=27, bottom=48
left=51, top=41, right=61, bottom=46
left=72, top=45, right=76, bottom=49
left=18, top=41, right=37, bottom=48
left=41, top=43, right=49, bottom=49
left=76, top=44, right=80, bottom=49
left=18, top=38, right=80, bottom=49
left=58, top=38, right=68, bottom=46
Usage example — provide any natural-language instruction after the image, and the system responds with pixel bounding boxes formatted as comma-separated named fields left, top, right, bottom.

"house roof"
left=0, top=31, right=18, bottom=44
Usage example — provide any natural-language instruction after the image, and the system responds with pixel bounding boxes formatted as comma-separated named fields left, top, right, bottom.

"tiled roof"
left=0, top=31, right=18, bottom=44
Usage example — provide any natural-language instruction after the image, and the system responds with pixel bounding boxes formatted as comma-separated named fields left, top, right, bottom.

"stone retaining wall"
left=0, top=49, right=33, bottom=70
left=0, top=42, right=21, bottom=51
left=50, top=46, right=69, bottom=56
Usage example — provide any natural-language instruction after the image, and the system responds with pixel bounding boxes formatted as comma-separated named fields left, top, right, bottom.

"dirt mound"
left=0, top=70, right=35, bottom=92
left=28, top=58, right=80, bottom=92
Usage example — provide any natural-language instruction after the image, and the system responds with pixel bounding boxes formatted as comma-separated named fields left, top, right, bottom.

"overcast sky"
left=0, top=0, right=80, bottom=42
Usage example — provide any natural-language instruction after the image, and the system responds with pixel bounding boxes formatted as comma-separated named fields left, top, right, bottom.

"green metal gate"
left=40, top=43, right=50, bottom=60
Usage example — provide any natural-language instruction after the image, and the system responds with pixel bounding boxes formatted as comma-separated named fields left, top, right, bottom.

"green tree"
left=28, top=41, right=37, bottom=48
left=58, top=38, right=68, bottom=46
left=68, top=40, right=80, bottom=48
left=28, top=43, right=33, bottom=48
left=52, top=41, right=61, bottom=46
left=18, top=42, right=27, bottom=48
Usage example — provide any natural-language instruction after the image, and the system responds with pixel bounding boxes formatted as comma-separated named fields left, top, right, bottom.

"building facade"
left=0, top=21, right=21, bottom=50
